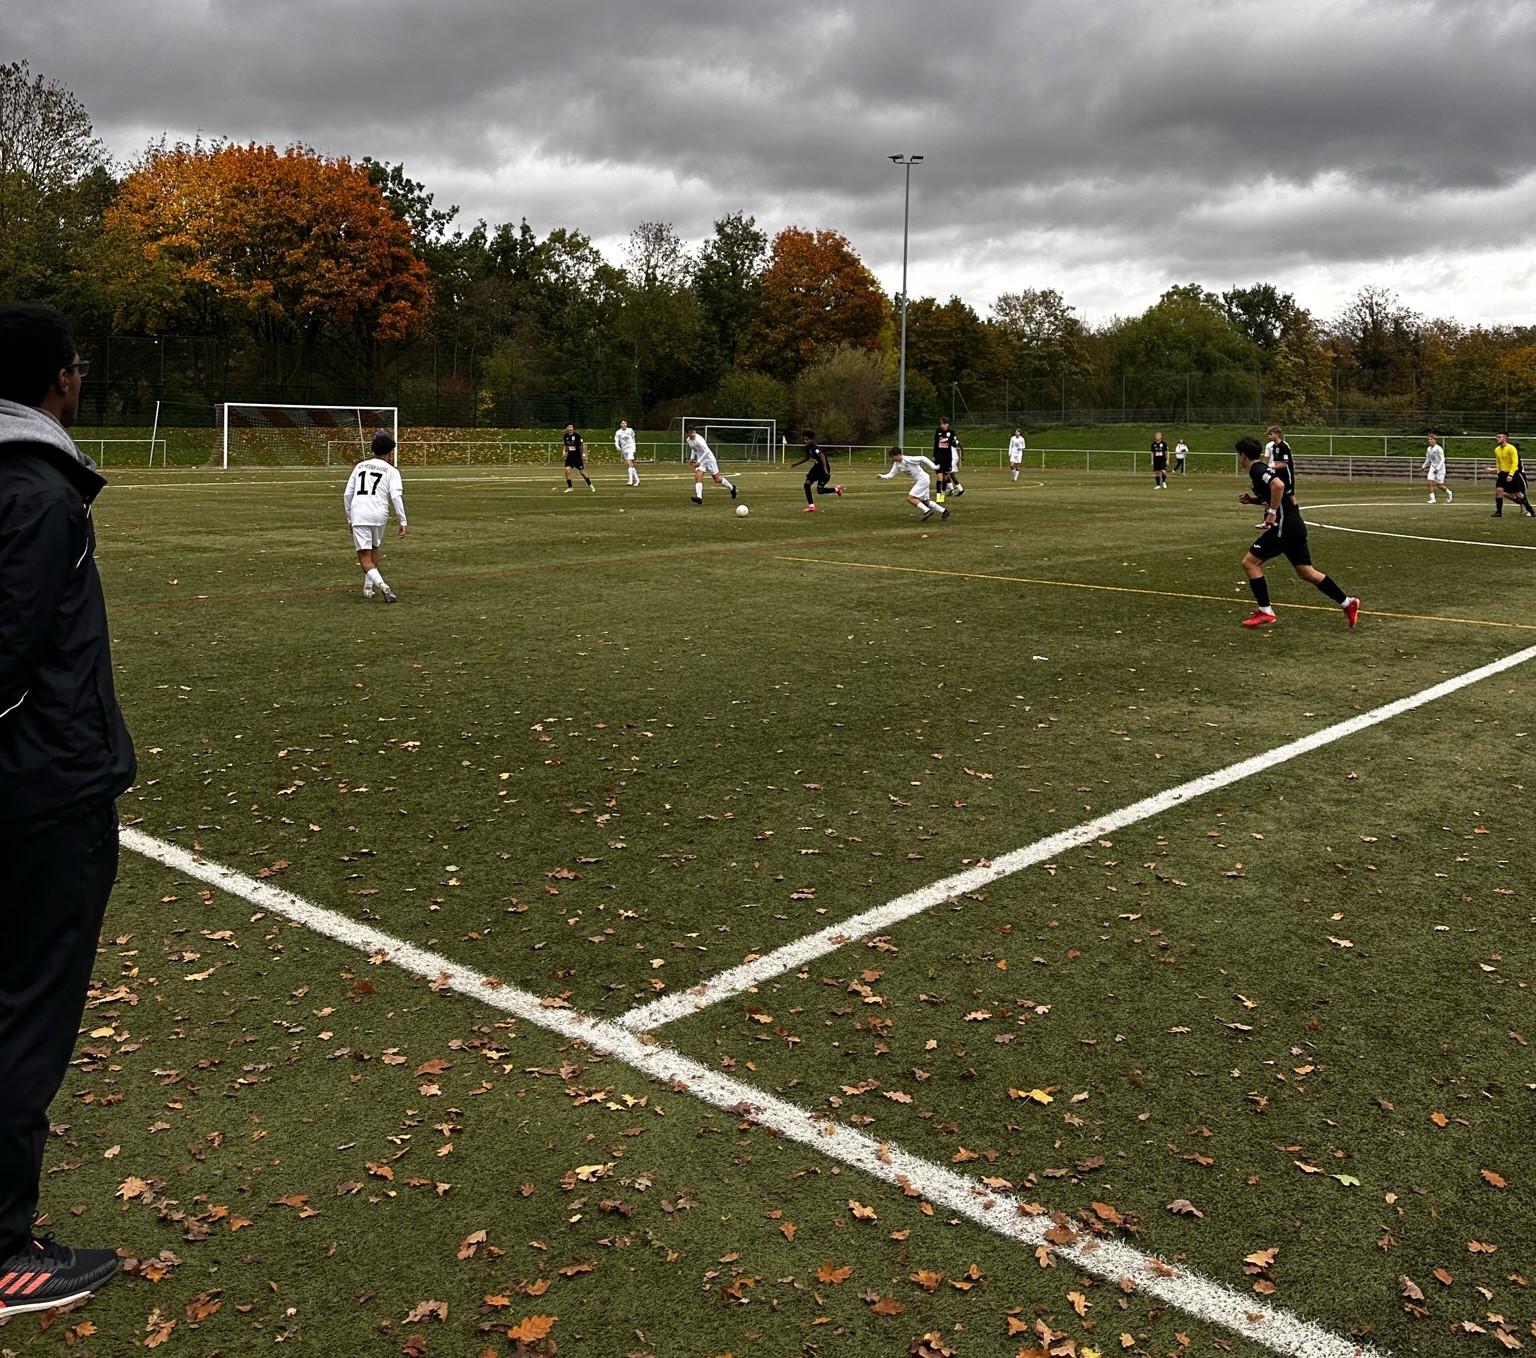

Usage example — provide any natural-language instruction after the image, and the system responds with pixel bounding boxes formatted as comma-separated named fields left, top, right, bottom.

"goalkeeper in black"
left=1236, top=436, right=1359, bottom=629
left=790, top=430, right=842, bottom=511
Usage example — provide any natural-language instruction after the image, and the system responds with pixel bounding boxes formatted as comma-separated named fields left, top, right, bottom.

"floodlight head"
left=889, top=154, right=902, bottom=162
left=912, top=155, right=924, bottom=163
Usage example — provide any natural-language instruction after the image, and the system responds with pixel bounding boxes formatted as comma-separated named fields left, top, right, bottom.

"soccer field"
left=21, top=464, right=1534, bottom=1356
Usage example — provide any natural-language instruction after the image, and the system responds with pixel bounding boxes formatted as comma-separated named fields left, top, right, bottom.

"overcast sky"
left=9, top=0, right=1536, bottom=327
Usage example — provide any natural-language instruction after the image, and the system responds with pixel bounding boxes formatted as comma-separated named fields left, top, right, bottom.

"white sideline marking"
left=618, top=641, right=1536, bottom=1033
left=1307, top=521, right=1536, bottom=552
left=119, top=826, right=1369, bottom=1358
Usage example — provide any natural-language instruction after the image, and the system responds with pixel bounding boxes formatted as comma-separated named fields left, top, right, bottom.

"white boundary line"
left=1307, top=521, right=1536, bottom=552
left=119, top=826, right=1370, bottom=1358
left=617, top=642, right=1536, bottom=1033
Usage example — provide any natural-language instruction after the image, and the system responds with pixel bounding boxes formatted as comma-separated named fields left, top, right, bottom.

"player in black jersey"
left=932, top=418, right=963, bottom=501
left=1264, top=425, right=1295, bottom=490
left=1150, top=430, right=1169, bottom=490
left=1236, top=436, right=1359, bottom=629
left=562, top=423, right=594, bottom=493
left=789, top=430, right=843, bottom=511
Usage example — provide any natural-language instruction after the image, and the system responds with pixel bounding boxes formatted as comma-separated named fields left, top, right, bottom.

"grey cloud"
left=8, top=0, right=1536, bottom=322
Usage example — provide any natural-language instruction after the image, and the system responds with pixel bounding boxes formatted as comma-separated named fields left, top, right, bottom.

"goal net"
left=216, top=403, right=400, bottom=469
left=670, top=416, right=779, bottom=463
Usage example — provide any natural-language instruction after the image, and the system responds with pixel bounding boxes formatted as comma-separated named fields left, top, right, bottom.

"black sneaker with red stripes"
left=0, top=1235, right=119, bottom=1318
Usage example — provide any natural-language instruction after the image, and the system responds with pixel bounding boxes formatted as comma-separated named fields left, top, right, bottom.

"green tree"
left=988, top=288, right=1091, bottom=387
left=613, top=221, right=701, bottom=414
left=791, top=345, right=895, bottom=445
left=694, top=211, right=766, bottom=381
left=0, top=61, right=113, bottom=313
left=903, top=295, right=990, bottom=394
left=713, top=368, right=790, bottom=427
left=1328, top=285, right=1424, bottom=401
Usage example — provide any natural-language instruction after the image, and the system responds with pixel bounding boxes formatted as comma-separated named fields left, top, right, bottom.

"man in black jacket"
left=0, top=304, right=135, bottom=1316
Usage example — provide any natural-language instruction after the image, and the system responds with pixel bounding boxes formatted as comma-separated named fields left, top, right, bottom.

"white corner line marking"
left=617, top=641, right=1536, bottom=1033
left=118, top=825, right=1371, bottom=1358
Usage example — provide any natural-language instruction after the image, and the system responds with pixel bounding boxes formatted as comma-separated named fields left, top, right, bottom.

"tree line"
left=5, top=60, right=1535, bottom=438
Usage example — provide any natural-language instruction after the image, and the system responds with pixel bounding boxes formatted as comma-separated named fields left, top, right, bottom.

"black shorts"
left=1152, top=455, right=1168, bottom=471
left=934, top=450, right=954, bottom=473
left=1249, top=509, right=1311, bottom=567
left=1496, top=470, right=1525, bottom=494
left=564, top=450, right=585, bottom=470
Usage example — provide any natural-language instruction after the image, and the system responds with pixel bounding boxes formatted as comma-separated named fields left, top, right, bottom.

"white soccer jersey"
left=344, top=457, right=407, bottom=528
left=686, top=433, right=718, bottom=474
left=1007, top=435, right=1026, bottom=462
left=1175, top=441, right=1188, bottom=459
left=881, top=454, right=938, bottom=485
left=615, top=426, right=636, bottom=459
left=1422, top=445, right=1446, bottom=476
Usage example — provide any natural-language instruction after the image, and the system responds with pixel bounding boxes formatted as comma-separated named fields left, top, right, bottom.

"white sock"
left=364, top=568, right=383, bottom=588
left=721, top=477, right=735, bottom=492
left=953, top=481, right=963, bottom=492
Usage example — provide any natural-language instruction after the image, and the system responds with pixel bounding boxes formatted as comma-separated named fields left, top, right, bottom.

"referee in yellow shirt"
left=1490, top=433, right=1534, bottom=517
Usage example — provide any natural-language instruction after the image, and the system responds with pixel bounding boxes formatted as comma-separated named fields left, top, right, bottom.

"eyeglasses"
left=66, top=360, right=91, bottom=378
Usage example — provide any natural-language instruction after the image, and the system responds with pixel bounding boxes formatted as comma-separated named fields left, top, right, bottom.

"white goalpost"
left=215, top=403, right=399, bottom=469
left=671, top=416, right=778, bottom=464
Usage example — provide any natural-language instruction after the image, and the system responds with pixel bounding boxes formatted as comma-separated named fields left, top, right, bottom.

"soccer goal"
left=215, top=404, right=399, bottom=469
left=671, top=416, right=779, bottom=463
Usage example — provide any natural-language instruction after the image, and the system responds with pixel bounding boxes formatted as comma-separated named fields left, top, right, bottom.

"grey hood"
left=0, top=398, right=98, bottom=471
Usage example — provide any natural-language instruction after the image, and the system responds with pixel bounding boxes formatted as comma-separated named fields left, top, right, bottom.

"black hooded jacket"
left=0, top=401, right=135, bottom=831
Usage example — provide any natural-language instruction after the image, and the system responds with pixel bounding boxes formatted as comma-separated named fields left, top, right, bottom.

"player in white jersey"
left=342, top=429, right=408, bottom=602
left=879, top=447, right=947, bottom=521
left=685, top=426, right=737, bottom=504
left=615, top=418, right=639, bottom=486
left=1421, top=433, right=1451, bottom=503
left=1007, top=428, right=1026, bottom=481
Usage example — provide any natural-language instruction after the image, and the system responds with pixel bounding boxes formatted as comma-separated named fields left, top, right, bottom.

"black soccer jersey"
left=1267, top=439, right=1295, bottom=486
left=1150, top=439, right=1168, bottom=457
left=1249, top=459, right=1296, bottom=507
left=803, top=442, right=830, bottom=477
left=563, top=430, right=582, bottom=455
left=933, top=426, right=960, bottom=457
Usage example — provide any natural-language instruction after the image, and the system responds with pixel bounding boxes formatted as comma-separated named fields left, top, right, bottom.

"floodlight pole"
left=890, top=155, right=922, bottom=453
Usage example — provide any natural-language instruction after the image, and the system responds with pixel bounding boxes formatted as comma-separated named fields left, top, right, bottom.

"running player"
left=615, top=418, right=638, bottom=487
left=932, top=417, right=963, bottom=501
left=1150, top=430, right=1169, bottom=490
left=1007, top=427, right=1026, bottom=482
left=685, top=426, right=737, bottom=503
left=1490, top=433, right=1534, bottom=517
left=1422, top=433, right=1451, bottom=503
left=789, top=429, right=842, bottom=511
left=1236, top=436, right=1358, bottom=629
left=563, top=423, right=594, bottom=492
left=343, top=429, right=408, bottom=603
left=880, top=447, right=947, bottom=521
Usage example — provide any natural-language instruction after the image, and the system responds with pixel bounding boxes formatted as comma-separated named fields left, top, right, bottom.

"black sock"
left=1248, top=576, right=1271, bottom=608
left=805, top=484, right=814, bottom=504
left=1314, top=574, right=1347, bottom=605
left=1494, top=497, right=1503, bottom=514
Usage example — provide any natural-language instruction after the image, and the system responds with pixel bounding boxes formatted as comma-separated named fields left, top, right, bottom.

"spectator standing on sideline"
left=1490, top=433, right=1533, bottom=517
left=1007, top=427, right=1026, bottom=481
left=615, top=419, right=639, bottom=486
left=0, top=303, right=134, bottom=1316
left=1174, top=437, right=1189, bottom=475
left=1422, top=433, right=1451, bottom=504
left=343, top=429, right=408, bottom=602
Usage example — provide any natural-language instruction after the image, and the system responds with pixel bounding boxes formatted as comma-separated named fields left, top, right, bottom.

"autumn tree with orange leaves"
left=103, top=141, right=431, bottom=383
left=740, top=227, right=888, bottom=380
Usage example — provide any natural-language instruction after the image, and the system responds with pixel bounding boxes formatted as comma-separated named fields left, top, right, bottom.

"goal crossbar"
left=672, top=415, right=778, bottom=463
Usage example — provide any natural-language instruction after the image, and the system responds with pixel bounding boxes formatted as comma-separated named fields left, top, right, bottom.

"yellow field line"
left=774, top=554, right=1536, bottom=632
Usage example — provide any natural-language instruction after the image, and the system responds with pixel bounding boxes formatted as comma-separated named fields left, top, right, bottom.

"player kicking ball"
left=343, top=429, right=407, bottom=602
left=879, top=447, right=947, bottom=521
left=1236, top=436, right=1357, bottom=629
left=685, top=426, right=737, bottom=504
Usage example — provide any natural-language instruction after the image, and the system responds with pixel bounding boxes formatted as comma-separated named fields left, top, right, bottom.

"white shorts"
left=351, top=522, right=385, bottom=551
left=694, top=452, right=719, bottom=476
left=624, top=452, right=635, bottom=463
left=1008, top=453, right=1023, bottom=465
left=909, top=474, right=931, bottom=500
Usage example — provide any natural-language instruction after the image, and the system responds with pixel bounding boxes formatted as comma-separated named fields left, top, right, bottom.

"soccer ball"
left=735, top=504, right=750, bottom=517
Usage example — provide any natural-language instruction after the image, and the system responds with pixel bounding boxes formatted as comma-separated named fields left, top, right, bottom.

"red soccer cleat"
left=834, top=484, right=844, bottom=496
left=1241, top=610, right=1277, bottom=628
left=804, top=504, right=817, bottom=512
left=1343, top=596, right=1360, bottom=629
